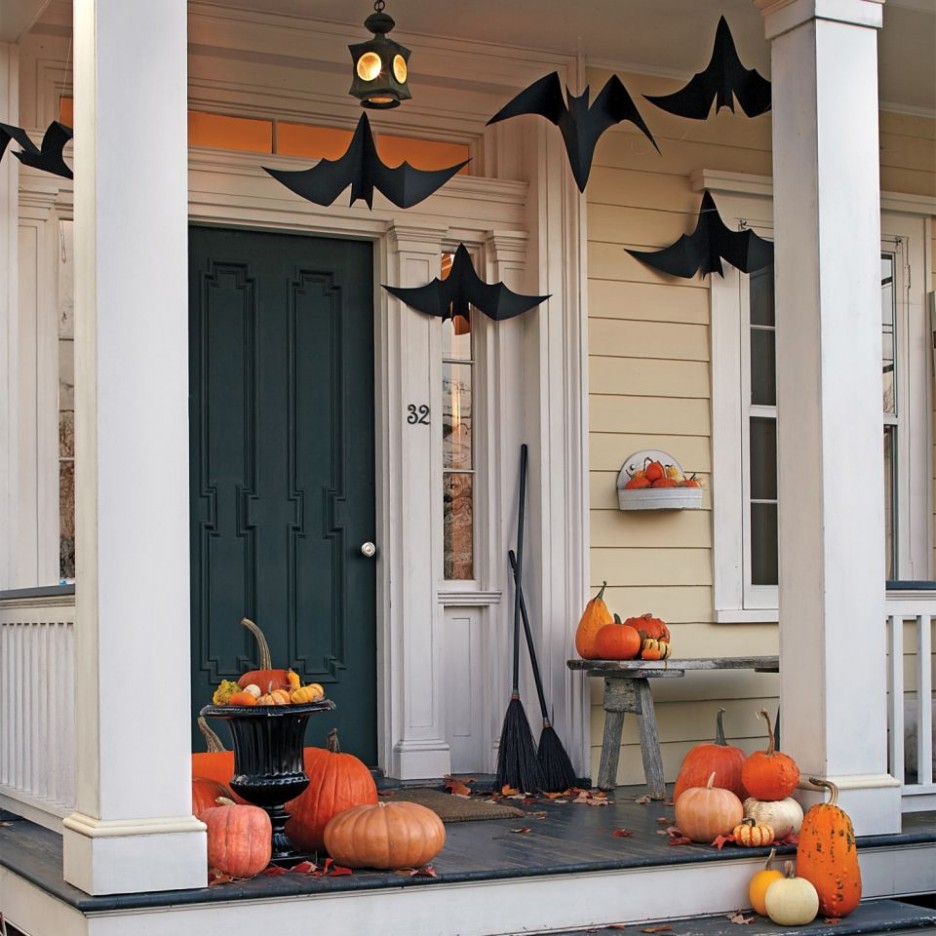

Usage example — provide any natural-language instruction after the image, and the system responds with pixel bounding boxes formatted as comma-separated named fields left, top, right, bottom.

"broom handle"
left=509, top=549, right=550, bottom=722
left=512, top=444, right=528, bottom=693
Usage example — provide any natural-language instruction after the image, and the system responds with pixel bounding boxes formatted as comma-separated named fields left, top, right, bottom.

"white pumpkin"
left=765, top=862, right=819, bottom=926
left=743, top=796, right=804, bottom=839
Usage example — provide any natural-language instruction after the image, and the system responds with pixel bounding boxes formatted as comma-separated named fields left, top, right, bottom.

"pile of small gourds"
left=575, top=584, right=671, bottom=661
left=670, top=708, right=863, bottom=925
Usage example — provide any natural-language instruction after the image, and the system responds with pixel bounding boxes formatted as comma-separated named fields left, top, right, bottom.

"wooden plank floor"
left=1, top=785, right=934, bottom=915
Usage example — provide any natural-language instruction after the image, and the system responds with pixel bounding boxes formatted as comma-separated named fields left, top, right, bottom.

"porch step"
left=542, top=898, right=936, bottom=935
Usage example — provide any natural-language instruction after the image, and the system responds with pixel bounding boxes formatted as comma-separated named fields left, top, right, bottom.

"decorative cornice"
left=756, top=0, right=885, bottom=40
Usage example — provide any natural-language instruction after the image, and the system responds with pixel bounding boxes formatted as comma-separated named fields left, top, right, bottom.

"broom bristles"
left=537, top=724, right=577, bottom=793
left=496, top=697, right=544, bottom=793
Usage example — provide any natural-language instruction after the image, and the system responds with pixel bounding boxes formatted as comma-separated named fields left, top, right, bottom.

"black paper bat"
left=264, top=113, right=468, bottom=210
left=645, top=16, right=771, bottom=119
left=627, top=190, right=773, bottom=278
left=0, top=121, right=73, bottom=179
left=486, top=71, right=659, bottom=193
left=383, top=243, right=549, bottom=322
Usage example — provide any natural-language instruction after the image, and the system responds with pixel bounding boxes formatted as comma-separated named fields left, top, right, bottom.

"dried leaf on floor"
left=444, top=778, right=473, bottom=796
left=823, top=918, right=843, bottom=925
left=640, top=926, right=673, bottom=933
left=509, top=826, right=531, bottom=834
left=208, top=869, right=235, bottom=885
left=395, top=865, right=438, bottom=877
left=501, top=784, right=519, bottom=796
left=727, top=910, right=755, bottom=924
left=529, top=810, right=549, bottom=820
left=289, top=861, right=318, bottom=873
left=712, top=834, right=734, bottom=849
left=635, top=794, right=652, bottom=805
left=656, top=817, right=671, bottom=824
left=321, top=857, right=353, bottom=876
left=612, top=828, right=635, bottom=837
left=544, top=790, right=571, bottom=800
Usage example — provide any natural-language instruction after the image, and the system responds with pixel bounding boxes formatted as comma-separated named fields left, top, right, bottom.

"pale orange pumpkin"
left=673, top=771, right=744, bottom=843
left=323, top=800, right=445, bottom=869
left=202, top=800, right=272, bottom=878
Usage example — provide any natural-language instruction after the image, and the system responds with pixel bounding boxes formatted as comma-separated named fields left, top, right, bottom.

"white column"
left=0, top=43, right=18, bottom=591
left=756, top=0, right=900, bottom=833
left=383, top=223, right=452, bottom=780
left=62, top=0, right=206, bottom=893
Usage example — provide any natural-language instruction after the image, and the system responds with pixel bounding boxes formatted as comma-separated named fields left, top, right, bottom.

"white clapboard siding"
left=0, top=597, right=76, bottom=830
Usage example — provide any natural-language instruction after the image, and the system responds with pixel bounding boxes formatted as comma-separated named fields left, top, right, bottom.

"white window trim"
left=704, top=171, right=936, bottom=622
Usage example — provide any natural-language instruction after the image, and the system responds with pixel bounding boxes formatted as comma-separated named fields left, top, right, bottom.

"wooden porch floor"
left=1, top=784, right=934, bottom=934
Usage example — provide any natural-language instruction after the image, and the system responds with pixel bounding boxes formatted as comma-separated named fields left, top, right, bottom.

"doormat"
left=384, top=788, right=526, bottom=823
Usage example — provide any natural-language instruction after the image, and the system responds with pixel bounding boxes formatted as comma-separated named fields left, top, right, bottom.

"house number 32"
left=407, top=403, right=430, bottom=425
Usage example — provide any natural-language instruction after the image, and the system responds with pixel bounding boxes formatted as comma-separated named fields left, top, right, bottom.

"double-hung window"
left=712, top=195, right=931, bottom=621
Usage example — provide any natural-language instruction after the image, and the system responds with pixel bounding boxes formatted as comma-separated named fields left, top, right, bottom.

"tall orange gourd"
left=575, top=582, right=614, bottom=659
left=796, top=778, right=862, bottom=918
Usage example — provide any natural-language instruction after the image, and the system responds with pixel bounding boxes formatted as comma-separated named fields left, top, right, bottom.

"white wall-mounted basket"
left=616, top=449, right=703, bottom=511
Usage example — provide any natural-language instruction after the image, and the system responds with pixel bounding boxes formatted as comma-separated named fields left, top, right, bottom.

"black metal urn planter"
left=201, top=699, right=335, bottom=865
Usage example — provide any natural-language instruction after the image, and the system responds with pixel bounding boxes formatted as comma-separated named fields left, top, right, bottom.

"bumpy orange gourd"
left=285, top=729, right=378, bottom=852
left=749, top=847, right=783, bottom=915
left=796, top=778, right=862, bottom=918
left=639, top=637, right=671, bottom=660
left=674, top=772, right=744, bottom=843
left=575, top=582, right=615, bottom=659
left=592, top=614, right=641, bottom=660
left=673, top=708, right=748, bottom=803
left=623, top=612, right=671, bottom=643
left=323, top=800, right=446, bottom=870
left=202, top=800, right=272, bottom=878
left=741, top=709, right=800, bottom=801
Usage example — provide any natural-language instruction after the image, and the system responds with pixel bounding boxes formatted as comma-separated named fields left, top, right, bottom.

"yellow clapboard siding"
left=590, top=547, right=712, bottom=587
left=880, top=132, right=936, bottom=174
left=589, top=435, right=712, bottom=473
left=588, top=279, right=710, bottom=325
left=595, top=129, right=772, bottom=177
left=586, top=167, right=699, bottom=212
left=588, top=356, right=710, bottom=397
left=589, top=240, right=713, bottom=286
left=880, top=111, right=936, bottom=141
left=590, top=506, right=712, bottom=548
left=590, top=395, right=711, bottom=436
left=880, top=166, right=936, bottom=198
left=590, top=472, right=710, bottom=510
left=588, top=319, right=710, bottom=363
left=595, top=585, right=713, bottom=624
left=589, top=203, right=701, bottom=246
left=587, top=670, right=779, bottom=708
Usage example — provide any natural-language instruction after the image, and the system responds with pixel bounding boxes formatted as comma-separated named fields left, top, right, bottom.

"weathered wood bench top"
left=567, top=656, right=779, bottom=796
left=567, top=656, right=779, bottom=676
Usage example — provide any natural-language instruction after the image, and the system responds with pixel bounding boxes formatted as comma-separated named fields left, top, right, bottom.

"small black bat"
left=627, top=190, right=773, bottom=278
left=0, top=121, right=73, bottom=179
left=264, top=112, right=468, bottom=210
left=487, top=71, right=659, bottom=193
left=383, top=243, right=549, bottom=322
left=645, top=16, right=771, bottom=119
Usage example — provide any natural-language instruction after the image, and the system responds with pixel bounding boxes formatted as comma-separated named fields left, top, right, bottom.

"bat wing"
left=592, top=75, right=660, bottom=153
left=710, top=216, right=774, bottom=274
left=487, top=71, right=566, bottom=127
left=383, top=280, right=451, bottom=318
left=27, top=121, right=73, bottom=179
left=645, top=17, right=770, bottom=120
left=0, top=122, right=40, bottom=161
left=371, top=158, right=469, bottom=209
left=628, top=228, right=712, bottom=279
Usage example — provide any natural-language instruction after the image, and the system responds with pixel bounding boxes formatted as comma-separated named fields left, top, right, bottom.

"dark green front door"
left=189, top=226, right=377, bottom=764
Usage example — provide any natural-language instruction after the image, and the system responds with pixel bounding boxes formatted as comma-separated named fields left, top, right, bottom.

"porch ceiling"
left=208, top=0, right=936, bottom=116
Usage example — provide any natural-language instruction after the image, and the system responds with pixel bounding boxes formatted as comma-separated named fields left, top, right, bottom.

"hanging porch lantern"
left=348, top=1, right=412, bottom=110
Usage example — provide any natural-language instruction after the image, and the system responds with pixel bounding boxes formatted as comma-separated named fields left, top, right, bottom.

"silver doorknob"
left=360, top=541, right=377, bottom=558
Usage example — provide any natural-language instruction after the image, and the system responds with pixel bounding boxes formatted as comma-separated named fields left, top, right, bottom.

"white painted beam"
left=61, top=0, right=206, bottom=893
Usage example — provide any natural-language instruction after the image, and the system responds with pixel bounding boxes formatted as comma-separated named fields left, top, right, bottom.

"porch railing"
left=0, top=587, right=933, bottom=831
left=886, top=585, right=936, bottom=812
left=0, top=589, right=76, bottom=831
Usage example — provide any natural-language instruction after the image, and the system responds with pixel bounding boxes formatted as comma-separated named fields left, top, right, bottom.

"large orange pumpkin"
left=191, top=717, right=247, bottom=804
left=323, top=801, right=445, bottom=870
left=673, top=708, right=748, bottom=803
left=741, top=710, right=800, bottom=801
left=192, top=777, right=231, bottom=818
left=575, top=582, right=615, bottom=659
left=202, top=800, right=272, bottom=878
left=592, top=614, right=641, bottom=660
left=285, top=729, right=378, bottom=852
left=796, top=778, right=862, bottom=918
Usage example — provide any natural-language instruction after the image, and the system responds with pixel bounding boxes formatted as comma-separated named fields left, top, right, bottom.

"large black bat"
left=383, top=243, right=548, bottom=322
left=645, top=16, right=771, bottom=119
left=264, top=113, right=468, bottom=210
left=486, top=71, right=659, bottom=193
left=627, top=190, right=773, bottom=278
left=0, top=121, right=73, bottom=179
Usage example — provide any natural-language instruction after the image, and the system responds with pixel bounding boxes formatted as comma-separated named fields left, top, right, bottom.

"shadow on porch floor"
left=1, top=784, right=934, bottom=931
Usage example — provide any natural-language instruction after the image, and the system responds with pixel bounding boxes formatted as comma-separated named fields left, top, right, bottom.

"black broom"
left=509, top=550, right=578, bottom=793
left=496, top=444, right=544, bottom=793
